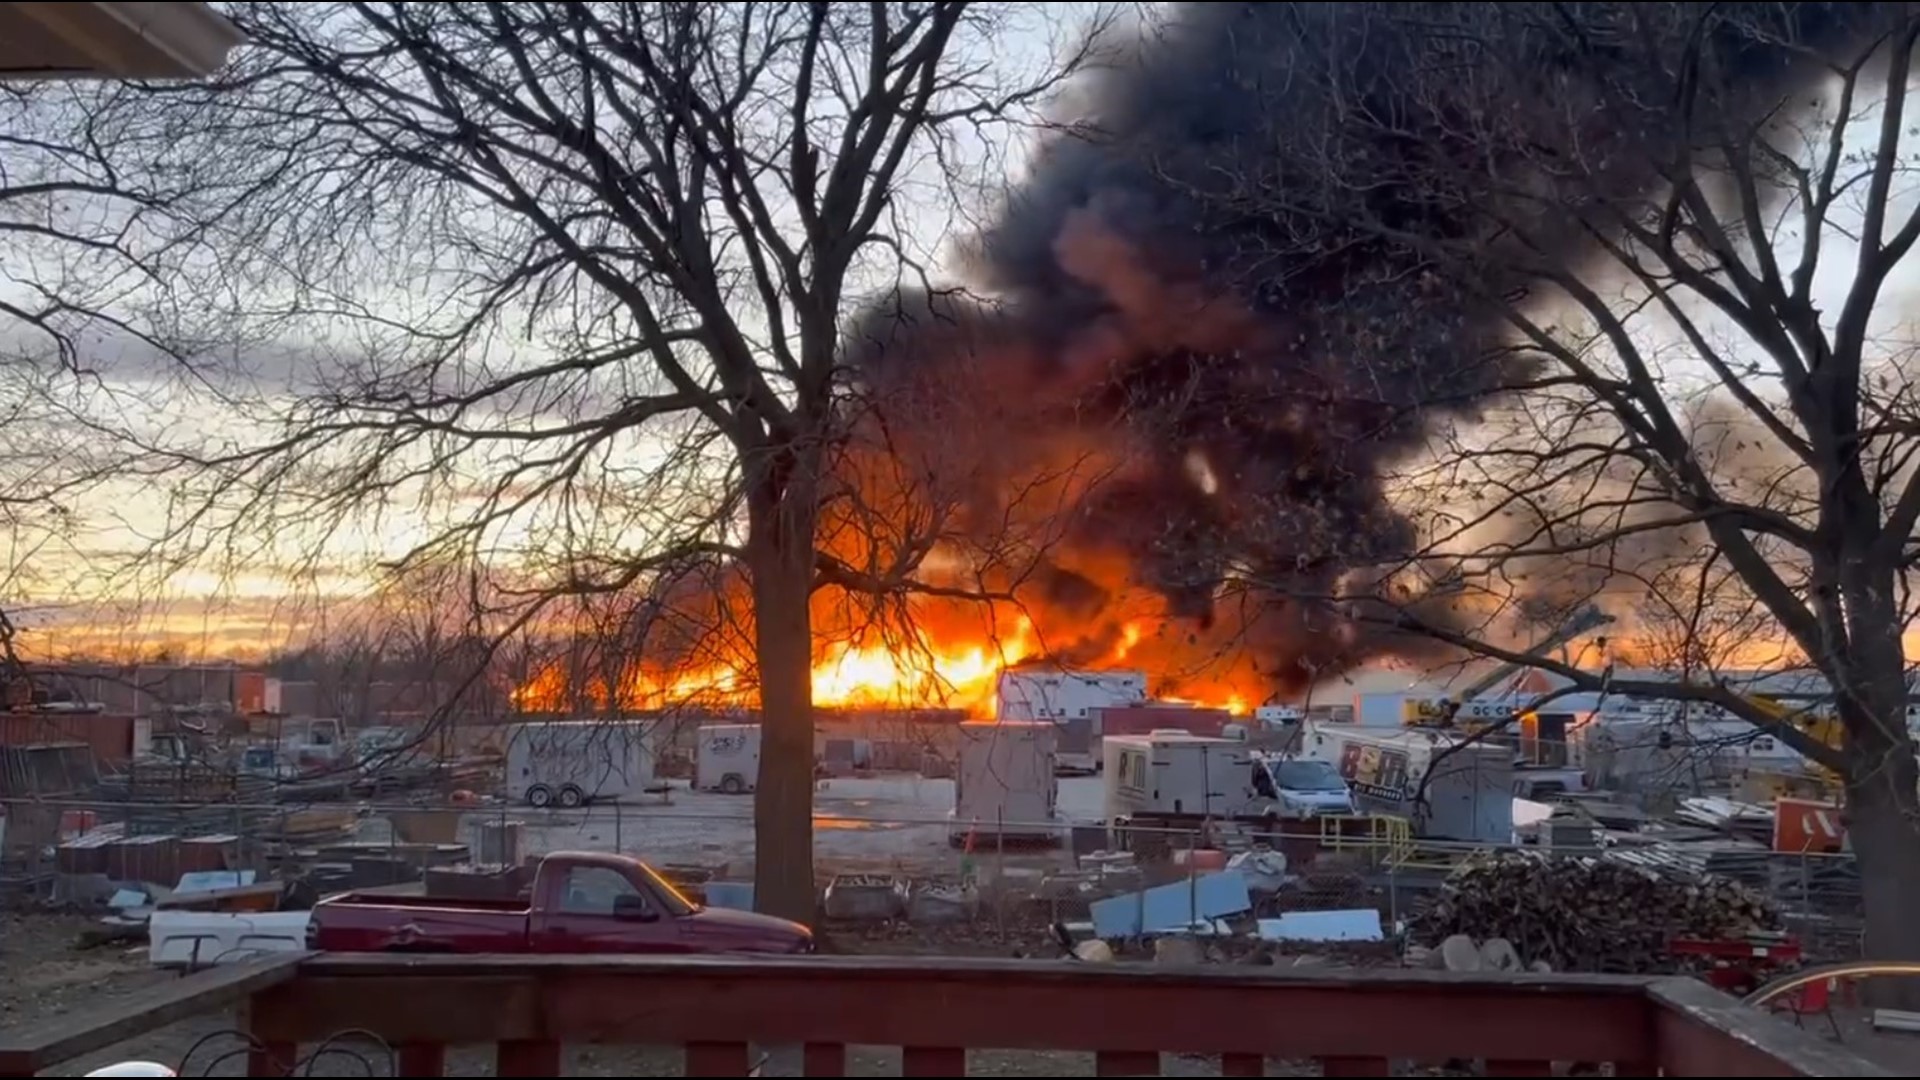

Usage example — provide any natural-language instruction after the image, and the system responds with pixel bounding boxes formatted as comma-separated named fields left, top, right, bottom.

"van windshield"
left=1273, top=760, right=1348, bottom=792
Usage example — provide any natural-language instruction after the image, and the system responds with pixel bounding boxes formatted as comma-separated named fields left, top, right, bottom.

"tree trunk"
left=747, top=473, right=819, bottom=926
left=1841, top=675, right=1920, bottom=1007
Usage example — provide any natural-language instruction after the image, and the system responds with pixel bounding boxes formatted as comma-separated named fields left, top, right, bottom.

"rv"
left=1299, top=722, right=1513, bottom=843
left=949, top=721, right=1059, bottom=845
left=996, top=669, right=1147, bottom=773
left=696, top=723, right=762, bottom=794
left=506, top=720, right=657, bottom=808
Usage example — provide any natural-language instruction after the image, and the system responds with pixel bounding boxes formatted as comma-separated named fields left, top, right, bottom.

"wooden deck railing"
left=0, top=953, right=1893, bottom=1077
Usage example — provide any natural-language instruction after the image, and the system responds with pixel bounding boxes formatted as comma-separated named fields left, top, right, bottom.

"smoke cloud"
left=842, top=2, right=1875, bottom=701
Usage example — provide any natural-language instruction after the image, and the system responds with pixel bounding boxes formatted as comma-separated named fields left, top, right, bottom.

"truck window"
left=638, top=864, right=697, bottom=916
left=559, top=865, right=647, bottom=916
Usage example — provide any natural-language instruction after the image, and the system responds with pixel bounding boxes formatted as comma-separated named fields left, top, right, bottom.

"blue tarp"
left=1088, top=870, right=1251, bottom=938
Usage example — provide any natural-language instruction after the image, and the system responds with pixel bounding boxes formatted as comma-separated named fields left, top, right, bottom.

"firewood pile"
left=1407, top=851, right=1782, bottom=974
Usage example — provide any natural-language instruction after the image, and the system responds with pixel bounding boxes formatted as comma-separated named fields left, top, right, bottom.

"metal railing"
left=0, top=953, right=1893, bottom=1076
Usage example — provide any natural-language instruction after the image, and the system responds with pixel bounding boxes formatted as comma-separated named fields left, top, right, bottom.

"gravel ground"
left=0, top=909, right=1328, bottom=1077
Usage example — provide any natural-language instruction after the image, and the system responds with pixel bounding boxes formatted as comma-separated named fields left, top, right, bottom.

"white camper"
left=995, top=668, right=1147, bottom=773
left=696, top=723, right=762, bottom=794
left=1299, top=722, right=1513, bottom=842
left=949, top=721, right=1059, bottom=845
left=1102, top=732, right=1260, bottom=820
left=506, top=720, right=656, bottom=809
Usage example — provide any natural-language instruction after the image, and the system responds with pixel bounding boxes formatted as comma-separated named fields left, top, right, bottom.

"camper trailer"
left=948, top=721, right=1059, bottom=845
left=996, top=669, right=1146, bottom=773
left=506, top=720, right=656, bottom=808
left=1299, top=722, right=1513, bottom=843
left=696, top=723, right=762, bottom=794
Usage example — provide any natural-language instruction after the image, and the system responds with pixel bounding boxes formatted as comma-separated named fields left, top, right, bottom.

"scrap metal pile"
left=1408, top=851, right=1782, bottom=974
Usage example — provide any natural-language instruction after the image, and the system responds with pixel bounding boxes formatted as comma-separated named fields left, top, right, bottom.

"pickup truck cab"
left=309, top=851, right=812, bottom=955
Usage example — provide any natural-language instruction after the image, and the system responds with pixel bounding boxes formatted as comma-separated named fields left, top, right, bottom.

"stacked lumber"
left=1408, top=851, right=1780, bottom=974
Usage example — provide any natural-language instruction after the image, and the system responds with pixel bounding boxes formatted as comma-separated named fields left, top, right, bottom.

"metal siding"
left=0, top=712, right=135, bottom=764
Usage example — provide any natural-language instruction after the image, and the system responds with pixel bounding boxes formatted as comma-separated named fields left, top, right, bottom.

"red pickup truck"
left=309, top=851, right=812, bottom=955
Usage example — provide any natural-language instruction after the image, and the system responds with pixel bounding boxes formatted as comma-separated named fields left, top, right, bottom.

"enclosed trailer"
left=696, top=722, right=762, bottom=794
left=949, top=721, right=1059, bottom=845
left=506, top=719, right=656, bottom=808
left=1102, top=732, right=1260, bottom=821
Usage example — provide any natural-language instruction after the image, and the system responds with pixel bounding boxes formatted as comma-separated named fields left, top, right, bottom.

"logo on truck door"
left=1337, top=742, right=1410, bottom=801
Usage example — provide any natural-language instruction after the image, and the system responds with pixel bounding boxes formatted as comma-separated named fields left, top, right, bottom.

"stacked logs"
left=1407, top=851, right=1781, bottom=974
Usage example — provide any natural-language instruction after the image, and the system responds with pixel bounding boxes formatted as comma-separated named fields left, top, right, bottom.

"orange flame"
left=510, top=608, right=1262, bottom=718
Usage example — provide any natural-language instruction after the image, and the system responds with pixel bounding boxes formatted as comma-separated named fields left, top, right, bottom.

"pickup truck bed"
left=310, top=851, right=811, bottom=956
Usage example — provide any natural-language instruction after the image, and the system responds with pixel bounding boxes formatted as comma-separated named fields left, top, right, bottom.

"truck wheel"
left=720, top=773, right=746, bottom=795
left=526, top=784, right=554, bottom=808
left=558, top=785, right=585, bottom=808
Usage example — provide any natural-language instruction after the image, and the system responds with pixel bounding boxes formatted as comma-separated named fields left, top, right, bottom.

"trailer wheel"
left=525, top=784, right=554, bottom=808
left=557, top=784, right=585, bottom=808
left=719, top=773, right=747, bottom=795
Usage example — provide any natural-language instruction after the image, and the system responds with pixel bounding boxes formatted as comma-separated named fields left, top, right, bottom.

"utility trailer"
left=948, top=720, right=1059, bottom=847
left=696, top=722, right=762, bottom=794
left=505, top=719, right=657, bottom=809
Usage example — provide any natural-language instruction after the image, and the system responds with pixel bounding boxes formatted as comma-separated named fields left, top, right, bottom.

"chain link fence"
left=0, top=782, right=1866, bottom=967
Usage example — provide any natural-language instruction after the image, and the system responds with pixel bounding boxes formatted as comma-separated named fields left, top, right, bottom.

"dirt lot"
left=0, top=910, right=1331, bottom=1077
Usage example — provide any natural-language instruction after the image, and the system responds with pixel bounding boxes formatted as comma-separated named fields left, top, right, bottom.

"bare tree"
left=1186, top=4, right=1920, bottom=973
left=0, top=77, right=238, bottom=685
left=52, top=2, right=1104, bottom=921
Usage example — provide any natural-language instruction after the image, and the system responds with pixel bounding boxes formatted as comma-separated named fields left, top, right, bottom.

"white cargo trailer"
left=506, top=720, right=656, bottom=808
left=1102, top=731, right=1261, bottom=820
left=696, top=722, right=762, bottom=794
left=949, top=720, right=1059, bottom=845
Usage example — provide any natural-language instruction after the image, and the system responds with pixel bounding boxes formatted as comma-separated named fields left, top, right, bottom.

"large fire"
left=510, top=604, right=1258, bottom=718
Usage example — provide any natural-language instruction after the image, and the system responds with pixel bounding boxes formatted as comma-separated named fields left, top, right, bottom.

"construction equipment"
left=1739, top=693, right=1843, bottom=797
left=1403, top=604, right=1616, bottom=730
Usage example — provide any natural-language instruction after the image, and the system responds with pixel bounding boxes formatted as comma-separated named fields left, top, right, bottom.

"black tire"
left=719, top=773, right=746, bottom=795
left=526, top=784, right=554, bottom=808
left=558, top=784, right=585, bottom=808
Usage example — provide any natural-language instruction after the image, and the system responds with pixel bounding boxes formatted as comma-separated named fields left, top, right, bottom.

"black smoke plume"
left=846, top=2, right=1877, bottom=701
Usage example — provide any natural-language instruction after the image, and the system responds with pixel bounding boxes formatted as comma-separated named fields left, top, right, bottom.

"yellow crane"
left=1738, top=693, right=1842, bottom=797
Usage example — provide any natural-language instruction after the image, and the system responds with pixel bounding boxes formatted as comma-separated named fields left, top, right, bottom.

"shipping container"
left=0, top=712, right=140, bottom=765
left=235, top=671, right=269, bottom=714
left=996, top=669, right=1145, bottom=773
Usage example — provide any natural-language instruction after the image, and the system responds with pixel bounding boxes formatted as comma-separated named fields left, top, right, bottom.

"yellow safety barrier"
left=1316, top=813, right=1414, bottom=865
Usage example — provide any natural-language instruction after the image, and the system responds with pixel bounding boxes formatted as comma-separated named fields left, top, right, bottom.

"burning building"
left=519, top=2, right=1881, bottom=720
